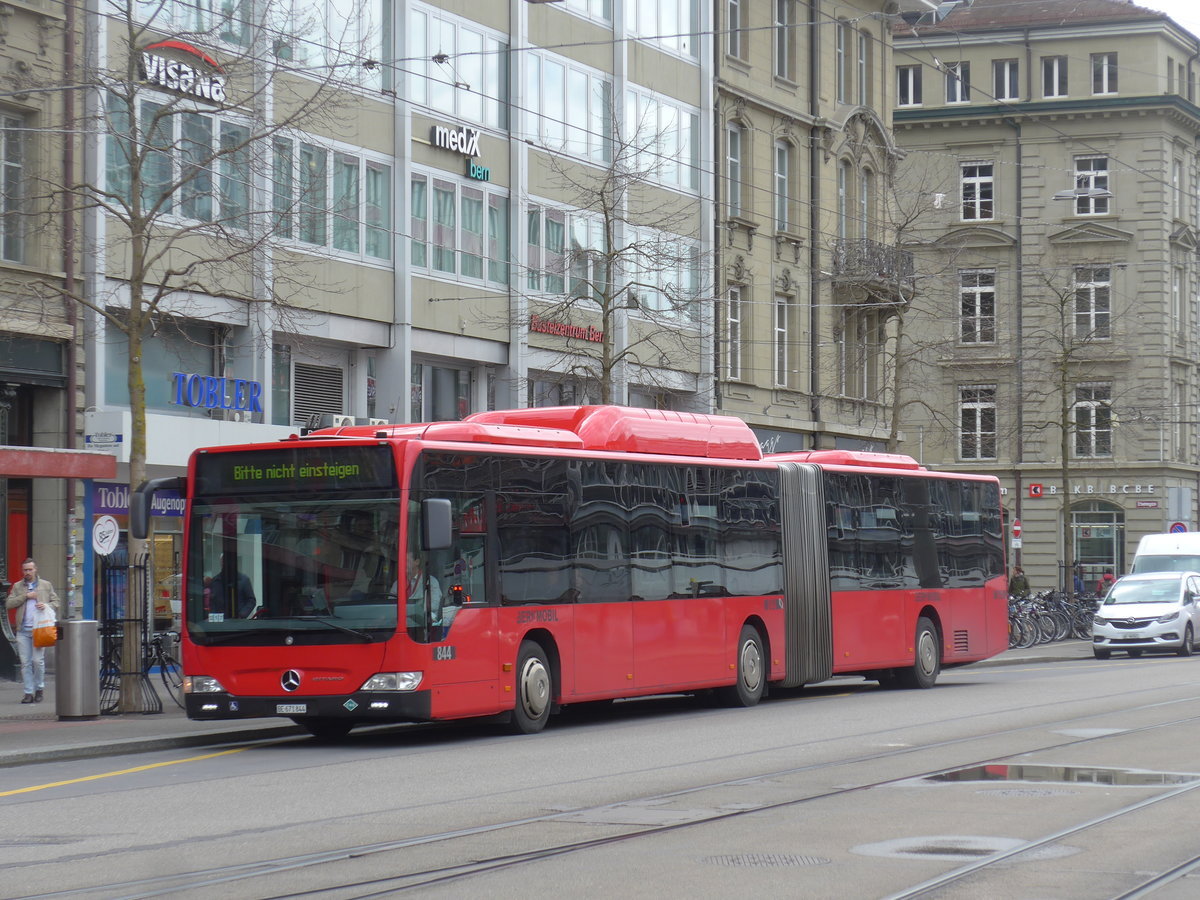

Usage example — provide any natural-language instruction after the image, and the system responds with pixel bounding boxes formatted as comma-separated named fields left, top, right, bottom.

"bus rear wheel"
left=720, top=624, right=766, bottom=707
left=509, top=640, right=553, bottom=734
left=895, top=616, right=940, bottom=689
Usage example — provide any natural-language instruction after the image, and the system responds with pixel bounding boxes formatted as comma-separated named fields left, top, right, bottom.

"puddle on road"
left=926, top=763, right=1200, bottom=787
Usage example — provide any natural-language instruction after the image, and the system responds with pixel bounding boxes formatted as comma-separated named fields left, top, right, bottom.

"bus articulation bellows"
left=131, top=405, right=1007, bottom=739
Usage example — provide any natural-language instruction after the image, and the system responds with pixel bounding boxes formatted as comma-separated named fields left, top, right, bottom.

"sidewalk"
left=0, top=640, right=1095, bottom=767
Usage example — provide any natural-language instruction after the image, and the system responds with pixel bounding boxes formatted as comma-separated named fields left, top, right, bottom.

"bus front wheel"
left=895, top=617, right=940, bottom=689
left=509, top=640, right=553, bottom=734
left=720, top=624, right=766, bottom=707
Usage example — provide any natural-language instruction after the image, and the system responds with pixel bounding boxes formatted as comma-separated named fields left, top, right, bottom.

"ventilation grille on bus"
left=953, top=630, right=970, bottom=654
left=293, top=362, right=345, bottom=429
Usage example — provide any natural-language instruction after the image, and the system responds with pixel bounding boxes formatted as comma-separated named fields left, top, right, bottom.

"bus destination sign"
left=195, top=445, right=397, bottom=495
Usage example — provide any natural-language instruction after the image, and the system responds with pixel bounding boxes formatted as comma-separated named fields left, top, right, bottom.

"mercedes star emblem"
left=281, top=670, right=302, bottom=692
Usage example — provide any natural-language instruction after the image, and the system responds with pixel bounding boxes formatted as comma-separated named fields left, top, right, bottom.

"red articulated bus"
left=131, top=406, right=1007, bottom=739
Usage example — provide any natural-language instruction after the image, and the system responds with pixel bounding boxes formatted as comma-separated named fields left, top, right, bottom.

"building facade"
left=714, top=0, right=906, bottom=453
left=893, top=0, right=1200, bottom=588
left=68, top=0, right=714, bottom=600
left=0, top=0, right=84, bottom=609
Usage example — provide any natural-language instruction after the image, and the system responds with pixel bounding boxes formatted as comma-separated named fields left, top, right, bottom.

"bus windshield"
left=186, top=496, right=401, bottom=645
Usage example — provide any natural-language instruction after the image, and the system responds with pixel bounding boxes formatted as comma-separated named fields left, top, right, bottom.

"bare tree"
left=516, top=107, right=709, bottom=407
left=18, top=0, right=385, bottom=709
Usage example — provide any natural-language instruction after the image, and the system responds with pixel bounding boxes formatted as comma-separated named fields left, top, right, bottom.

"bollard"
left=56, top=619, right=100, bottom=720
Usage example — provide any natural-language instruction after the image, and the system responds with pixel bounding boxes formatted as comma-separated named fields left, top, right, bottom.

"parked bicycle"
left=99, top=629, right=183, bottom=713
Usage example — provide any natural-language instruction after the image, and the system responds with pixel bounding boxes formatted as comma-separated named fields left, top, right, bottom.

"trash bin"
left=56, top=619, right=100, bottom=720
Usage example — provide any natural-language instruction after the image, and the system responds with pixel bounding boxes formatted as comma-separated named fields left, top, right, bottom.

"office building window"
left=960, top=269, right=996, bottom=343
left=625, top=0, right=700, bottom=58
left=727, top=123, right=744, bottom=217
left=945, top=61, right=970, bottom=103
left=1074, top=155, right=1109, bottom=215
left=526, top=50, right=612, bottom=162
left=1043, top=55, right=1068, bottom=97
left=897, top=65, right=922, bottom=106
left=564, top=0, right=612, bottom=21
left=409, top=6, right=508, bottom=127
left=527, top=205, right=566, bottom=293
left=1074, top=383, right=1112, bottom=457
left=412, top=172, right=508, bottom=284
left=774, top=294, right=790, bottom=387
left=857, top=31, right=869, bottom=105
left=836, top=22, right=850, bottom=102
left=1092, top=52, right=1117, bottom=95
left=727, top=0, right=744, bottom=59
left=1074, top=266, right=1111, bottom=340
left=727, top=286, right=743, bottom=380
left=0, top=116, right=24, bottom=262
left=774, top=0, right=795, bottom=80
left=626, top=87, right=701, bottom=191
left=960, top=162, right=994, bottom=221
left=105, top=319, right=217, bottom=413
left=993, top=59, right=1018, bottom=101
left=774, top=141, right=791, bottom=231
left=959, top=385, right=997, bottom=460
left=271, top=139, right=390, bottom=260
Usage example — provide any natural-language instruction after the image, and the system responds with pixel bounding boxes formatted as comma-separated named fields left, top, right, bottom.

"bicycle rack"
left=98, top=553, right=163, bottom=715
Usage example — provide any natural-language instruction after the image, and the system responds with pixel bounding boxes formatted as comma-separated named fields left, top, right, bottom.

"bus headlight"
left=184, top=675, right=227, bottom=694
left=360, top=672, right=423, bottom=692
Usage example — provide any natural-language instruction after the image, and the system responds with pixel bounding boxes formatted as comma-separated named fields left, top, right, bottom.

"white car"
left=1092, top=571, right=1200, bottom=659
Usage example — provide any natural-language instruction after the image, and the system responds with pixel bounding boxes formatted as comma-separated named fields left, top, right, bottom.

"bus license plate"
left=276, top=704, right=307, bottom=714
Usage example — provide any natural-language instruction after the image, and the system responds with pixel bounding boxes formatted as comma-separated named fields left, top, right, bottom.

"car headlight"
left=360, top=672, right=423, bottom=692
left=1156, top=611, right=1180, bottom=624
left=184, top=675, right=226, bottom=694
left=1093, top=616, right=1108, bottom=626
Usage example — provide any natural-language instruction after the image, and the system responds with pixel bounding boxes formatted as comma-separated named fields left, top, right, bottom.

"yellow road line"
left=0, top=747, right=247, bottom=797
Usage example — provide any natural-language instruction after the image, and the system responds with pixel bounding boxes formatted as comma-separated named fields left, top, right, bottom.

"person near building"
left=1073, top=566, right=1086, bottom=596
left=1096, top=569, right=1116, bottom=596
left=5, top=558, right=61, bottom=703
left=1008, top=565, right=1030, bottom=597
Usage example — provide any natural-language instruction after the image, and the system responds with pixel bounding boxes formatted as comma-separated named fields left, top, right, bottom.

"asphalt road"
left=4, top=651, right=1200, bottom=899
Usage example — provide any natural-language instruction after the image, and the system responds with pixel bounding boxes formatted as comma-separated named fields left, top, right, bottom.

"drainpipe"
left=808, top=0, right=822, bottom=441
left=63, top=0, right=79, bottom=615
left=713, top=8, right=723, bottom=411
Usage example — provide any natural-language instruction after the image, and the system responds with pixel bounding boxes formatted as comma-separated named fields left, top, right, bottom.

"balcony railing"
left=831, top=239, right=915, bottom=287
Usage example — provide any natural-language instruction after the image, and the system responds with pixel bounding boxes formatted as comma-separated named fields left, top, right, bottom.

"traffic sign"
left=1170, top=522, right=1188, bottom=533
left=1012, top=519, right=1022, bottom=538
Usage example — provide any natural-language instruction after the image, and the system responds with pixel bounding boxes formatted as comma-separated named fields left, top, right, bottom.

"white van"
left=1130, top=532, right=1200, bottom=574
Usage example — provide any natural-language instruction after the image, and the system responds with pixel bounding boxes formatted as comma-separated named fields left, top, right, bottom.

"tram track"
left=18, top=676, right=1200, bottom=900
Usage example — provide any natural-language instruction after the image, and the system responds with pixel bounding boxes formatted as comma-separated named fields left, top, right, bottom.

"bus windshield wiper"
left=264, top=616, right=376, bottom=642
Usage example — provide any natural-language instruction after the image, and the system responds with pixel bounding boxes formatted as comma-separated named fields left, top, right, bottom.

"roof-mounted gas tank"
left=460, top=405, right=764, bottom=460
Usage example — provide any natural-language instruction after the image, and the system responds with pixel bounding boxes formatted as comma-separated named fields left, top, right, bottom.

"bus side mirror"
left=422, top=498, right=453, bottom=551
left=130, top=476, right=187, bottom=540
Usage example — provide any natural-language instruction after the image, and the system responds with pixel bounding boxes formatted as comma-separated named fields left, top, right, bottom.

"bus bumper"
left=185, top=690, right=433, bottom=722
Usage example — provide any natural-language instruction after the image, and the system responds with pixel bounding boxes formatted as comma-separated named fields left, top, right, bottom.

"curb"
left=0, top=723, right=303, bottom=769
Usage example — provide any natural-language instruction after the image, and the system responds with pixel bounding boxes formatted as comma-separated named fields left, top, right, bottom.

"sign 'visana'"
left=140, top=40, right=227, bottom=103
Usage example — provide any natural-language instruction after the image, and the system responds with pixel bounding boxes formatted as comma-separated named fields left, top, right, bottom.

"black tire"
left=1127, top=648, right=1143, bottom=658
left=895, top=617, right=940, bottom=689
left=1093, top=648, right=1111, bottom=660
left=719, top=624, right=766, bottom=707
left=158, top=653, right=184, bottom=709
left=509, top=640, right=553, bottom=734
left=292, top=717, right=356, bottom=740
left=1178, top=625, right=1194, bottom=658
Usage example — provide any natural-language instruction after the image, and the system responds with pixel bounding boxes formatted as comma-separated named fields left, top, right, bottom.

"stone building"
left=893, top=0, right=1200, bottom=587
